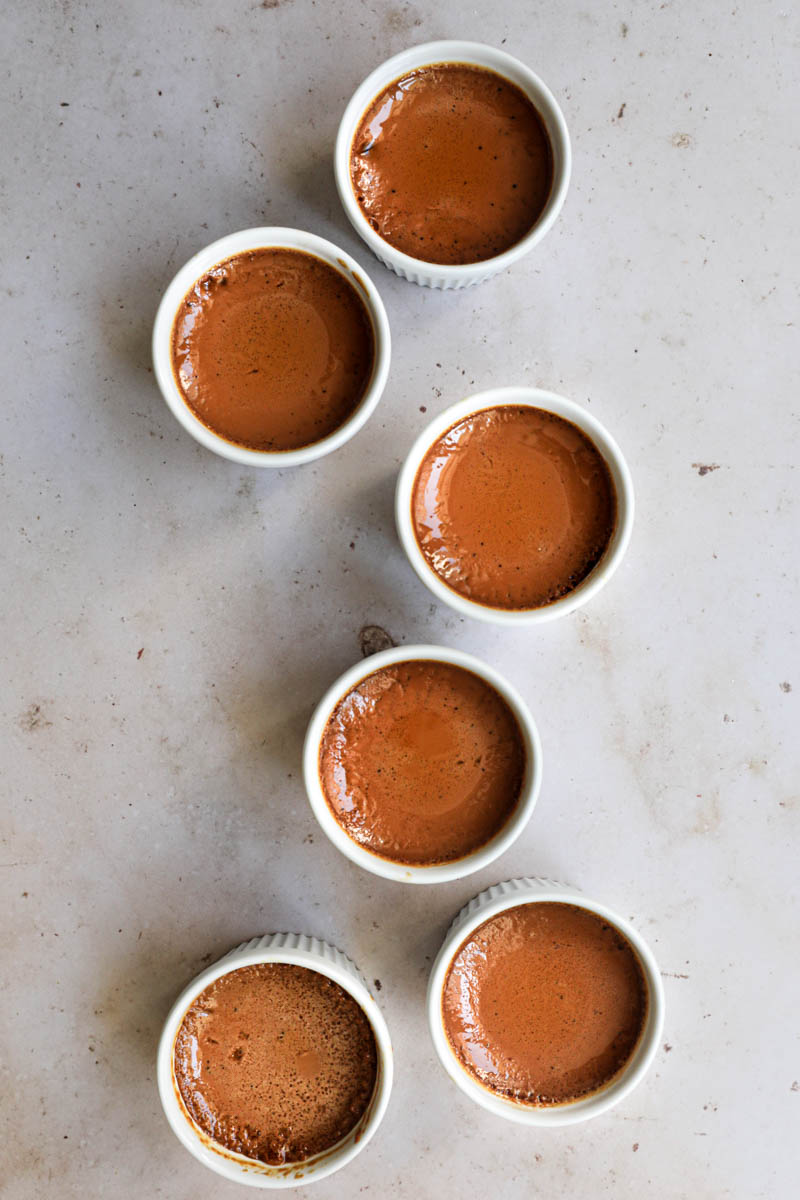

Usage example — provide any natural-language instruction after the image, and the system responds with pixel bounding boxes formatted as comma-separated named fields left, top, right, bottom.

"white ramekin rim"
left=302, top=644, right=542, bottom=884
left=151, top=227, right=391, bottom=466
left=157, top=932, right=393, bottom=1188
left=334, top=40, right=571, bottom=289
left=395, top=386, right=635, bottom=626
left=426, top=877, right=665, bottom=1126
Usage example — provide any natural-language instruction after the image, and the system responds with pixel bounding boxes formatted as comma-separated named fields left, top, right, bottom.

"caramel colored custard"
left=318, top=660, right=526, bottom=865
left=411, top=405, right=617, bottom=610
left=442, top=902, right=648, bottom=1106
left=171, top=248, right=374, bottom=451
left=350, top=64, right=553, bottom=265
left=173, top=963, right=377, bottom=1164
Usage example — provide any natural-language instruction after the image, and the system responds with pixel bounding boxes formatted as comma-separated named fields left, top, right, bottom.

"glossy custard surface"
left=442, top=902, right=648, bottom=1105
left=171, top=248, right=374, bottom=451
left=319, top=660, right=526, bottom=865
left=411, top=405, right=616, bottom=609
left=350, top=64, right=553, bottom=265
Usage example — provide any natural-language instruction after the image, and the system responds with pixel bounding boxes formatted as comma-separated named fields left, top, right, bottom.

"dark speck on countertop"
left=692, top=462, right=720, bottom=476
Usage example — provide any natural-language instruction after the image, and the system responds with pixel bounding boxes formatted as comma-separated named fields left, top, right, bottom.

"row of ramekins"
left=158, top=877, right=665, bottom=1188
left=153, top=41, right=644, bottom=1189
left=154, top=230, right=633, bottom=627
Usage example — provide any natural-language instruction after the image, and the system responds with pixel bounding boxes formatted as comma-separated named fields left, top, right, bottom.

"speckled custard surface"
left=411, top=405, right=617, bottom=610
left=350, top=64, right=553, bottom=265
left=318, top=660, right=526, bottom=865
left=442, top=902, right=648, bottom=1105
left=173, top=963, right=378, bottom=1164
left=171, top=248, right=374, bottom=451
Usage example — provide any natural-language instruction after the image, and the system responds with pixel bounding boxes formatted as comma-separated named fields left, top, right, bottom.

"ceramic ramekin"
left=157, top=932, right=393, bottom=1188
left=152, top=227, right=391, bottom=466
left=334, top=41, right=571, bottom=289
left=303, top=644, right=542, bottom=884
left=427, top=877, right=664, bottom=1126
left=395, top=386, right=635, bottom=626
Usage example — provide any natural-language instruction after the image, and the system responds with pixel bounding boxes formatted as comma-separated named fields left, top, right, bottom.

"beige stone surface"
left=1, top=1, right=798, bottom=1196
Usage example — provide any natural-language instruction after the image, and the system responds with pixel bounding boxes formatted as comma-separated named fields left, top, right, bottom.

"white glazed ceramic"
left=157, top=932, right=393, bottom=1188
left=427, top=877, right=665, bottom=1125
left=152, top=227, right=391, bottom=466
left=303, top=644, right=542, bottom=884
left=395, top=386, right=635, bottom=626
left=334, top=41, right=571, bottom=289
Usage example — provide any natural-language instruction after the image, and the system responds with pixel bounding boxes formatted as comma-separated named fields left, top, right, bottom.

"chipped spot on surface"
left=672, top=132, right=693, bottom=148
left=692, top=462, right=720, bottom=476
left=19, top=703, right=52, bottom=733
left=359, top=625, right=395, bottom=657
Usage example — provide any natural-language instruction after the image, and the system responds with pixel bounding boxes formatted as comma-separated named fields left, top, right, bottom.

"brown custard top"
left=171, top=248, right=374, bottom=451
left=173, top=963, right=377, bottom=1165
left=318, top=660, right=526, bottom=865
left=412, top=405, right=617, bottom=610
left=350, top=64, right=553, bottom=265
left=442, top=902, right=648, bottom=1106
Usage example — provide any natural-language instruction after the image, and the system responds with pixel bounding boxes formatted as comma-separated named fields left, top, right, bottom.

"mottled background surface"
left=1, top=1, right=798, bottom=1196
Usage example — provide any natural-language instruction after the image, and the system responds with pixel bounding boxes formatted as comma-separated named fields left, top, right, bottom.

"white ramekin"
left=152, top=227, right=391, bottom=466
left=395, top=386, right=635, bottom=626
left=157, top=932, right=393, bottom=1188
left=303, top=644, right=542, bottom=884
left=427, top=877, right=664, bottom=1126
left=334, top=41, right=571, bottom=289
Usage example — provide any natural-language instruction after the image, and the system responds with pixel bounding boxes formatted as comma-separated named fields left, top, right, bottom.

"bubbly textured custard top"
left=173, top=963, right=377, bottom=1164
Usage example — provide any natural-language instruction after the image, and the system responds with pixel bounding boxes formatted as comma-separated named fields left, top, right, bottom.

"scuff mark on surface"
left=18, top=703, right=52, bottom=732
